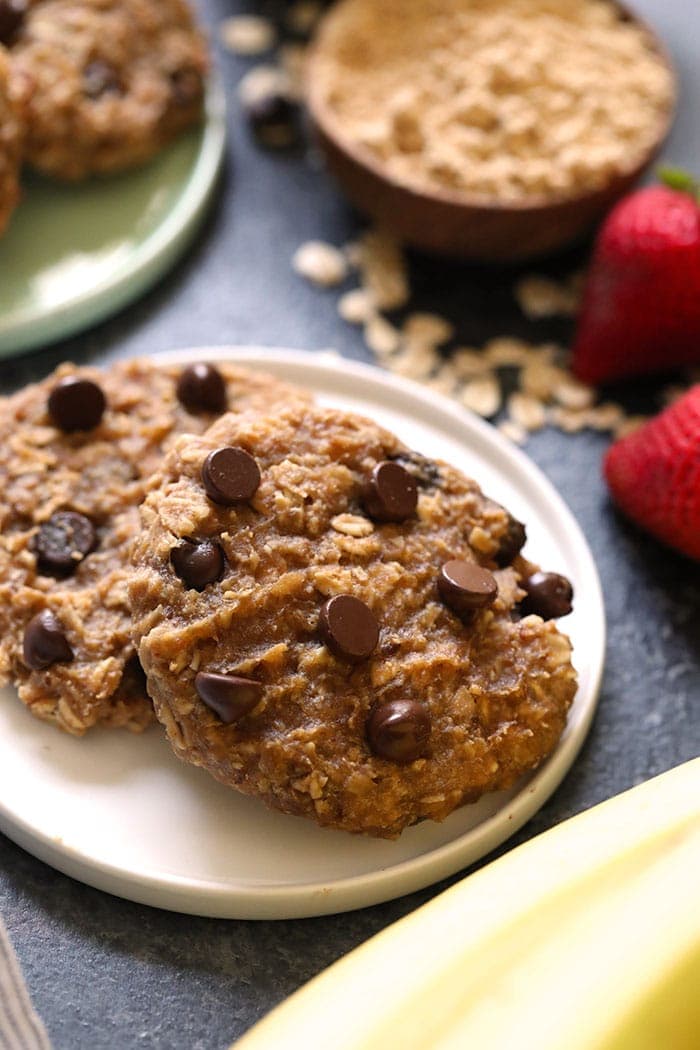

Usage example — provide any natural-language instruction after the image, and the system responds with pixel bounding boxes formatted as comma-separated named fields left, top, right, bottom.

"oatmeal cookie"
left=129, top=403, right=577, bottom=838
left=8, top=0, right=207, bottom=180
left=0, top=359, right=309, bottom=734
left=0, top=45, right=21, bottom=234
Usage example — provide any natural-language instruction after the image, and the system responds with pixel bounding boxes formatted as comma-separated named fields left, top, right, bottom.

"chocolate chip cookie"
left=129, top=403, right=577, bottom=838
left=8, top=0, right=207, bottom=179
left=0, top=44, right=22, bottom=233
left=0, top=359, right=309, bottom=734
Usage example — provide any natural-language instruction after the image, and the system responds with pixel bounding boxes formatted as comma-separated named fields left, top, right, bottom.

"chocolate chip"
left=367, top=700, right=431, bottom=764
left=194, top=672, right=263, bottom=723
left=319, top=595, right=379, bottom=663
left=0, top=0, right=25, bottom=43
left=83, top=60, right=122, bottom=99
left=23, top=611, right=73, bottom=671
left=201, top=447, right=261, bottom=506
left=176, top=363, right=227, bottom=414
left=388, top=450, right=441, bottom=489
left=495, top=515, right=527, bottom=567
left=48, top=377, right=106, bottom=433
left=33, top=512, right=97, bottom=576
left=170, top=68, right=203, bottom=106
left=245, top=92, right=301, bottom=149
left=438, top=560, right=498, bottom=616
left=521, top=572, right=574, bottom=619
left=362, top=461, right=418, bottom=523
left=171, top=539, right=225, bottom=591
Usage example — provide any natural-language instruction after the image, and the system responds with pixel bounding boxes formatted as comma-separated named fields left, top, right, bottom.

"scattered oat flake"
left=552, top=377, right=595, bottom=411
left=220, top=16, right=276, bottom=56
left=498, top=420, right=528, bottom=445
left=356, top=230, right=409, bottom=311
left=587, top=402, right=625, bottom=432
left=293, top=241, right=348, bottom=287
left=614, top=414, right=650, bottom=439
left=520, top=359, right=567, bottom=401
left=548, top=406, right=588, bottom=433
left=451, top=347, right=488, bottom=379
left=364, top=315, right=401, bottom=356
left=426, top=364, right=459, bottom=396
left=508, top=392, right=547, bottom=431
left=460, top=374, right=501, bottom=418
left=238, top=65, right=293, bottom=106
left=388, top=342, right=436, bottom=379
left=484, top=337, right=532, bottom=367
left=516, top=275, right=580, bottom=319
left=403, top=312, right=455, bottom=347
left=337, top=288, right=374, bottom=325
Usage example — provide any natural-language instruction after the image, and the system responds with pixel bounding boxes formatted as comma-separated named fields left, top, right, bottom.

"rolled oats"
left=313, top=0, right=674, bottom=202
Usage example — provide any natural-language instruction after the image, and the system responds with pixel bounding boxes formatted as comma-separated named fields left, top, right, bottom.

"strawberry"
left=604, top=385, right=700, bottom=560
left=572, top=181, right=700, bottom=385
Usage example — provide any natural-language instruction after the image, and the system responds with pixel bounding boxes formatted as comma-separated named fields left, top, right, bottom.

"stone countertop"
left=1, top=2, right=699, bottom=1048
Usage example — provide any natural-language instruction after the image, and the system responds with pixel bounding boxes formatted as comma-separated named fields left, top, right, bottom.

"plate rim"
left=0, top=79, right=227, bottom=359
left=0, top=348, right=606, bottom=918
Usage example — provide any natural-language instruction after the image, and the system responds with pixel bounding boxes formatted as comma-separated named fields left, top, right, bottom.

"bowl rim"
left=306, top=0, right=678, bottom=216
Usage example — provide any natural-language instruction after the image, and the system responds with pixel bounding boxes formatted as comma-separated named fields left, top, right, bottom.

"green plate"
left=0, top=80, right=226, bottom=359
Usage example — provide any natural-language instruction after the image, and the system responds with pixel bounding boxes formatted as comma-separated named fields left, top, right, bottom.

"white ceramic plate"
left=0, top=81, right=226, bottom=359
left=0, top=349, right=605, bottom=919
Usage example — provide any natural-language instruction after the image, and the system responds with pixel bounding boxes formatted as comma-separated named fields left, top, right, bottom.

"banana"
left=233, top=759, right=700, bottom=1050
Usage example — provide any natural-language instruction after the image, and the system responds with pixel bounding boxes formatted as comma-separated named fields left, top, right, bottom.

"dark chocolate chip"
left=176, top=363, right=227, bottom=414
left=245, top=92, right=301, bottom=149
left=83, top=60, right=123, bottom=99
left=0, top=0, right=25, bottom=43
left=33, top=512, right=97, bottom=576
left=48, top=377, right=106, bottom=433
left=495, top=515, right=527, bottom=567
left=362, top=461, right=418, bottom=523
left=388, top=450, right=441, bottom=489
left=319, top=595, right=379, bottom=663
left=438, top=560, right=498, bottom=616
left=194, top=672, right=263, bottom=723
left=171, top=539, right=225, bottom=591
left=367, top=700, right=431, bottom=764
left=521, top=572, right=573, bottom=619
left=201, top=447, right=261, bottom=506
left=170, top=67, right=203, bottom=106
left=23, top=611, right=73, bottom=671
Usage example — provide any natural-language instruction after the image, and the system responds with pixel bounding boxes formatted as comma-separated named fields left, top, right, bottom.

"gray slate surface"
left=1, top=2, right=699, bottom=1047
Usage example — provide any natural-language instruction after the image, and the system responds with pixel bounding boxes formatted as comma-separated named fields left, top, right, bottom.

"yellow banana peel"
left=233, top=758, right=700, bottom=1050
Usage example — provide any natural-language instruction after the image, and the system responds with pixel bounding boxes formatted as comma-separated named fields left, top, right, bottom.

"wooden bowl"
left=306, top=1, right=677, bottom=263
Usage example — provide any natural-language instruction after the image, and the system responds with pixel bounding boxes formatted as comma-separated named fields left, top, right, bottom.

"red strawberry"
left=604, top=385, right=700, bottom=560
left=572, top=184, right=700, bottom=385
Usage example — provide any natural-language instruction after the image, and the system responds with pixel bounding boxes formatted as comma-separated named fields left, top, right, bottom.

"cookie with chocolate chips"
left=7, top=0, right=207, bottom=179
left=0, top=45, right=22, bottom=234
left=0, top=359, right=310, bottom=734
left=129, top=402, right=577, bottom=838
